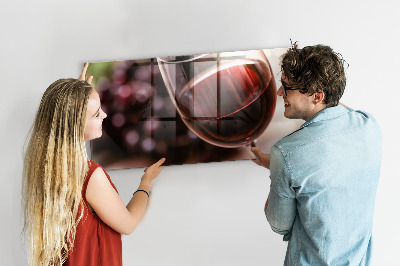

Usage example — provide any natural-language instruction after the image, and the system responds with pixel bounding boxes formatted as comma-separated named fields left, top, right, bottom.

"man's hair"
left=281, top=44, right=347, bottom=107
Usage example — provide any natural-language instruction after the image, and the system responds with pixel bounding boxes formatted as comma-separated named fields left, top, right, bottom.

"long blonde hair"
left=23, top=79, right=93, bottom=265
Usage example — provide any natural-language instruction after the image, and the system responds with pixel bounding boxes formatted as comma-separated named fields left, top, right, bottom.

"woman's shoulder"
left=88, top=159, right=100, bottom=168
left=87, top=160, right=106, bottom=174
left=85, top=160, right=104, bottom=185
left=86, top=160, right=118, bottom=193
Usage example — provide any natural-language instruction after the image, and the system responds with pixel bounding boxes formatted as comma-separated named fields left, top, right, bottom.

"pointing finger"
left=157, top=158, right=166, bottom=166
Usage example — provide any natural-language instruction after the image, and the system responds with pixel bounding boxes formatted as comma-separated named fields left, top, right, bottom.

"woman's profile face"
left=84, top=90, right=107, bottom=141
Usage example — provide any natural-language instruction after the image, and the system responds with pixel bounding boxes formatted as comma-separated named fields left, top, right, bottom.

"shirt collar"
left=300, top=105, right=349, bottom=129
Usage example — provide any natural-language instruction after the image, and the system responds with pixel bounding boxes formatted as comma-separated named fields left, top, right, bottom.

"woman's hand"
left=141, top=158, right=166, bottom=187
left=251, top=147, right=271, bottom=169
left=78, top=62, right=93, bottom=84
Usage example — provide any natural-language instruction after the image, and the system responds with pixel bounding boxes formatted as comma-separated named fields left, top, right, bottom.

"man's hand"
left=251, top=147, right=271, bottom=169
left=339, top=102, right=350, bottom=109
left=78, top=62, right=93, bottom=84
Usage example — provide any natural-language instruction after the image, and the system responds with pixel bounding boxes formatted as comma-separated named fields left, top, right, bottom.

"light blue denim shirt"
left=266, top=105, right=382, bottom=266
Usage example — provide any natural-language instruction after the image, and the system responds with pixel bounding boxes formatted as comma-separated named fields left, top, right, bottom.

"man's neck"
left=304, top=104, right=327, bottom=121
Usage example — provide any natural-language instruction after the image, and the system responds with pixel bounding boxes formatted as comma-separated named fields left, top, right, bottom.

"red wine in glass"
left=158, top=51, right=277, bottom=148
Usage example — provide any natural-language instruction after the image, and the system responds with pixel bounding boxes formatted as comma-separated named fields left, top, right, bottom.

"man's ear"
left=313, top=92, right=325, bottom=104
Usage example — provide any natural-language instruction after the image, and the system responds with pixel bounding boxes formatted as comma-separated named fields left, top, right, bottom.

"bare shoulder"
left=91, top=166, right=107, bottom=180
left=85, top=163, right=133, bottom=234
left=86, top=166, right=114, bottom=199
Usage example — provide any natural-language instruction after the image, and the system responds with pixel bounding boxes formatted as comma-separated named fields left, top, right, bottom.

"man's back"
left=267, top=105, right=382, bottom=266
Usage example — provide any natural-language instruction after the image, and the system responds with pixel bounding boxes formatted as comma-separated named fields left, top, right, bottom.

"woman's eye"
left=95, top=112, right=100, bottom=117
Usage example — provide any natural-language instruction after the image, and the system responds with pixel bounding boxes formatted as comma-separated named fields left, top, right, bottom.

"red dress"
left=64, top=160, right=122, bottom=266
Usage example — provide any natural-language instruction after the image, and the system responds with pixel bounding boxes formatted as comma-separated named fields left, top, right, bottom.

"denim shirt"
left=266, top=105, right=382, bottom=266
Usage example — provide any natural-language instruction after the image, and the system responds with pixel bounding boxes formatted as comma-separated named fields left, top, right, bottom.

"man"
left=252, top=44, right=381, bottom=265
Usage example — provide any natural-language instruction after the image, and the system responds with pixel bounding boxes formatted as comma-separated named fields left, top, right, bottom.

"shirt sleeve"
left=266, top=145, right=297, bottom=241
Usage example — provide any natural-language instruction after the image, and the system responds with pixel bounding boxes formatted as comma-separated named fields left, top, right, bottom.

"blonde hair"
left=23, top=79, right=93, bottom=265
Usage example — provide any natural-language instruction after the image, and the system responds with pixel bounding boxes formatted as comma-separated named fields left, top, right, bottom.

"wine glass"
left=157, top=50, right=276, bottom=152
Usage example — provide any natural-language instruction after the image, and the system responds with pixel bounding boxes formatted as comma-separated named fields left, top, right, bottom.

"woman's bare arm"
left=86, top=158, right=165, bottom=235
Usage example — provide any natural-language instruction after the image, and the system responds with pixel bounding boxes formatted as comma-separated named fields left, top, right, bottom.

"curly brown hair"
left=281, top=44, right=347, bottom=107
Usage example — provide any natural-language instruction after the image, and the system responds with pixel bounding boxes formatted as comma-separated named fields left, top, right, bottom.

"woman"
left=22, top=63, right=165, bottom=265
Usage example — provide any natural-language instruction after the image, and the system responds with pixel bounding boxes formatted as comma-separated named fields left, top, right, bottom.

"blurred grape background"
left=87, top=57, right=248, bottom=169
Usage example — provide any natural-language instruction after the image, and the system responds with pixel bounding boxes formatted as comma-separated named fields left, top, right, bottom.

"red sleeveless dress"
left=64, top=160, right=122, bottom=266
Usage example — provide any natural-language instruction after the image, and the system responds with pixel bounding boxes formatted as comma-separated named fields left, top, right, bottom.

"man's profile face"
left=277, top=74, right=315, bottom=121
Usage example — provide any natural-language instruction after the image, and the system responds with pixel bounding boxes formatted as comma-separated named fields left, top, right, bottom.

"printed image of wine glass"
left=157, top=50, right=277, bottom=151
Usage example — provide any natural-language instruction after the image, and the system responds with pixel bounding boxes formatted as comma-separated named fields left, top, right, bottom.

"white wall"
left=1, top=0, right=399, bottom=265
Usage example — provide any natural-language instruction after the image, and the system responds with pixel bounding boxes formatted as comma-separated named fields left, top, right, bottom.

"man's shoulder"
left=273, top=107, right=381, bottom=156
left=340, top=108, right=381, bottom=139
left=348, top=108, right=380, bottom=126
left=273, top=129, right=309, bottom=158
